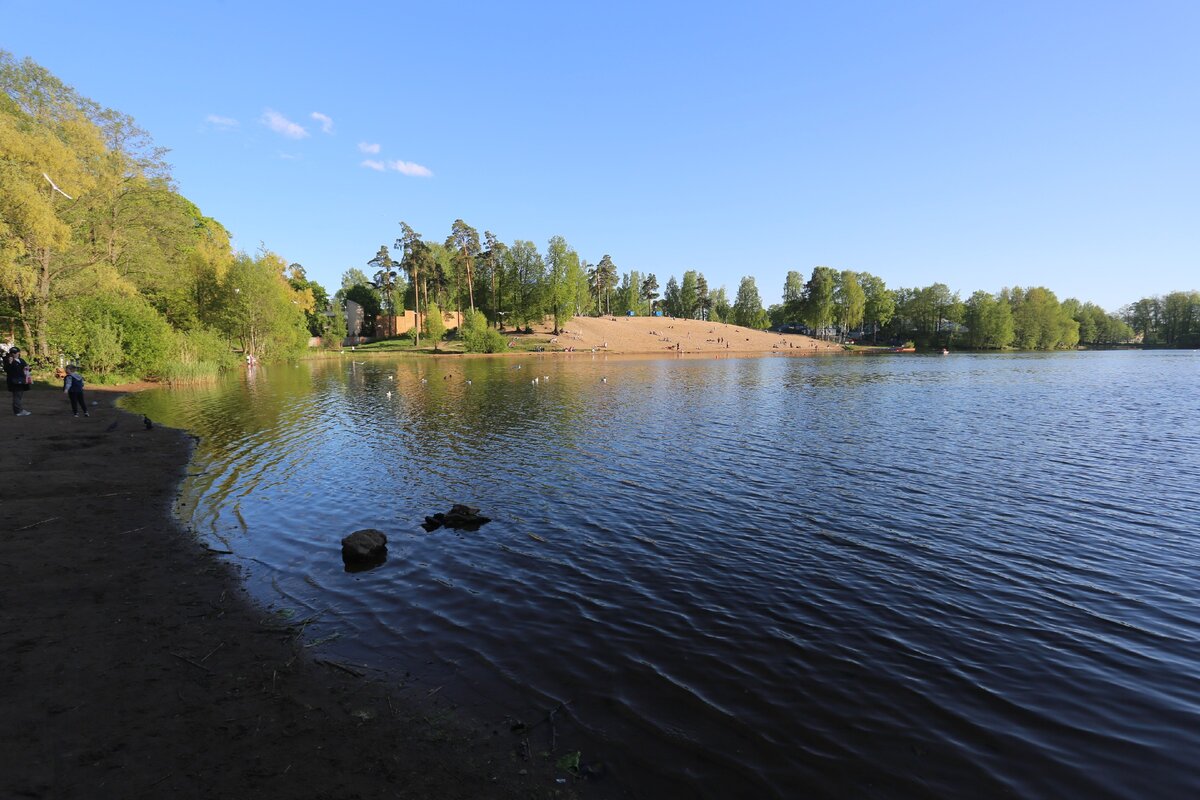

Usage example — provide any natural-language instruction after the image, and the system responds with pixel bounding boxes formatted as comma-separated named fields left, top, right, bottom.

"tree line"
left=1, top=51, right=316, bottom=380
left=4, top=52, right=1194, bottom=381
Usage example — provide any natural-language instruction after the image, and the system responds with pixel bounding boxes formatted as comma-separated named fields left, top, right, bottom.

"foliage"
left=544, top=235, right=582, bottom=333
left=461, top=309, right=506, bottom=353
left=732, top=276, right=768, bottom=328
left=641, top=274, right=660, bottom=315
left=423, top=301, right=446, bottom=349
left=503, top=240, right=545, bottom=328
left=801, top=267, right=837, bottom=334
left=963, top=290, right=1015, bottom=349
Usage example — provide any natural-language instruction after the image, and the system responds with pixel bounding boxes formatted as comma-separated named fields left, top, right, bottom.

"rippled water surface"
left=126, top=351, right=1200, bottom=798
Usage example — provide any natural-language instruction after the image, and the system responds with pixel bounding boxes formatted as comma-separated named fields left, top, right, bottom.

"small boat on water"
left=891, top=346, right=916, bottom=353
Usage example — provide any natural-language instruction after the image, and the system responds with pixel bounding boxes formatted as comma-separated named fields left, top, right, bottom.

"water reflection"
left=126, top=351, right=1200, bottom=799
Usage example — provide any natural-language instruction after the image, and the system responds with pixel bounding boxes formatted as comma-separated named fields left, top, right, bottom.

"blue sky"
left=5, top=0, right=1197, bottom=310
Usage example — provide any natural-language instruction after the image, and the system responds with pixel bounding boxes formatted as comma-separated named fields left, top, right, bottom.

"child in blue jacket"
left=64, top=365, right=89, bottom=417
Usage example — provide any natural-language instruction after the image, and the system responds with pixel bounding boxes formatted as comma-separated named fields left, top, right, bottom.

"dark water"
left=125, top=351, right=1200, bottom=798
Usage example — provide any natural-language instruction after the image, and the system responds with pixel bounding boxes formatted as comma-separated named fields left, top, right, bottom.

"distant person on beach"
left=5, top=347, right=32, bottom=416
left=63, top=364, right=89, bottom=417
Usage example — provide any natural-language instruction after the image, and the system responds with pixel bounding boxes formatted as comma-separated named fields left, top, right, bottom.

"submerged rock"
left=422, top=504, right=491, bottom=532
left=341, top=529, right=388, bottom=566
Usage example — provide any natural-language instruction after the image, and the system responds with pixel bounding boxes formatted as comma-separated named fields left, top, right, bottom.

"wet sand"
left=1, top=386, right=572, bottom=799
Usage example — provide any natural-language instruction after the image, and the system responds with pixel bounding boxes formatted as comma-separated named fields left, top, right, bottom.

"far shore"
left=349, top=314, right=845, bottom=357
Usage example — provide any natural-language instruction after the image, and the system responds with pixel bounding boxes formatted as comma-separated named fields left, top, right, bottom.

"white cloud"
left=205, top=114, right=239, bottom=129
left=279, top=152, right=302, bottom=160
left=261, top=109, right=309, bottom=139
left=311, top=112, right=334, bottom=134
left=360, top=158, right=433, bottom=176
left=388, top=160, right=433, bottom=177
left=358, top=142, right=381, bottom=154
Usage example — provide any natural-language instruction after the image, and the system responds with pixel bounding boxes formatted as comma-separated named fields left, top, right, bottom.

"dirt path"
left=1, top=385, right=573, bottom=799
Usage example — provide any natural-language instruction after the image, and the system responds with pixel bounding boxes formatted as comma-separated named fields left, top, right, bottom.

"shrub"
left=461, top=310, right=506, bottom=353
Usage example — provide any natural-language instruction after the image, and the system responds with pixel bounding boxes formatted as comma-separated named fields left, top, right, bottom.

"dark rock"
left=341, top=529, right=387, bottom=562
left=422, top=504, right=491, bottom=532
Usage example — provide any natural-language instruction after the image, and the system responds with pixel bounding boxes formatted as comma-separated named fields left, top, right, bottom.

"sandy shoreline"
left=1, top=386, right=571, bottom=799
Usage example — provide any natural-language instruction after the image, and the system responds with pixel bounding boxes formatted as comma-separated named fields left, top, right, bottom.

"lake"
left=125, top=350, right=1200, bottom=798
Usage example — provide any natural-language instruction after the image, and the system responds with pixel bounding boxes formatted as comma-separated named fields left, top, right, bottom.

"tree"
left=479, top=231, right=507, bottom=325
left=595, top=254, right=618, bottom=315
left=1005, top=286, right=1078, bottom=350
left=544, top=235, right=581, bottom=334
left=662, top=276, right=681, bottom=317
left=422, top=301, right=446, bottom=349
left=446, top=219, right=480, bottom=314
left=860, top=273, right=894, bottom=342
left=732, top=276, right=767, bottom=328
left=782, top=271, right=805, bottom=321
left=695, top=273, right=710, bottom=321
left=218, top=248, right=310, bottom=358
left=461, top=309, right=506, bottom=352
left=834, top=270, right=866, bottom=340
left=368, top=245, right=403, bottom=317
left=679, top=270, right=699, bottom=319
left=504, top=240, right=545, bottom=328
left=963, top=290, right=1014, bottom=349
left=641, top=274, right=660, bottom=315
left=709, top=286, right=730, bottom=323
left=396, top=221, right=428, bottom=345
left=802, top=267, right=837, bottom=336
left=616, top=270, right=642, bottom=316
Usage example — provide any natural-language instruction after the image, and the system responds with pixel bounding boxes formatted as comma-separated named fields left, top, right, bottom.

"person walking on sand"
left=63, top=364, right=89, bottom=417
left=5, top=347, right=32, bottom=416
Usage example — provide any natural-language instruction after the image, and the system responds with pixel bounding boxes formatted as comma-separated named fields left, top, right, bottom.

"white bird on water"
left=386, top=390, right=392, bottom=398
left=42, top=173, right=73, bottom=199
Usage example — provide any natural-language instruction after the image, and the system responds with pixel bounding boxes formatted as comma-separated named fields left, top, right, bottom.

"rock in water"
left=341, top=529, right=388, bottom=564
left=423, top=504, right=491, bottom=532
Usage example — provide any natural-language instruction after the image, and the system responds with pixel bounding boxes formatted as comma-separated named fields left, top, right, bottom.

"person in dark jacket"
left=5, top=347, right=32, bottom=416
left=63, top=364, right=89, bottom=417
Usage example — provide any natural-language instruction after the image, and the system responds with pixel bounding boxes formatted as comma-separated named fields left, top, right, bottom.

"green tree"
left=479, top=231, right=507, bottom=325
left=860, top=273, right=895, bottom=342
left=802, top=267, right=837, bottom=336
left=503, top=240, right=545, bottom=328
left=396, top=221, right=430, bottom=345
left=782, top=271, right=805, bottom=321
left=461, top=309, right=506, bottom=352
left=662, top=276, right=682, bottom=317
left=963, top=290, right=1014, bottom=349
left=834, top=270, right=866, bottom=340
left=446, top=219, right=480, bottom=314
left=709, top=286, right=730, bottom=323
left=423, top=301, right=446, bottom=349
left=679, top=270, right=699, bottom=319
left=695, top=273, right=710, bottom=320
left=732, top=276, right=767, bottom=328
left=368, top=245, right=404, bottom=316
left=641, top=274, right=660, bottom=315
left=544, top=235, right=581, bottom=334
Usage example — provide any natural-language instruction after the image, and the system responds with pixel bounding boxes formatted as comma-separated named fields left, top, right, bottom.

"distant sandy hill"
left=527, top=315, right=842, bottom=355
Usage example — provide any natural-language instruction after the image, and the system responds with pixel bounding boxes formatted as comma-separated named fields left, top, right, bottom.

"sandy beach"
left=528, top=316, right=842, bottom=355
left=1, top=386, right=569, bottom=799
